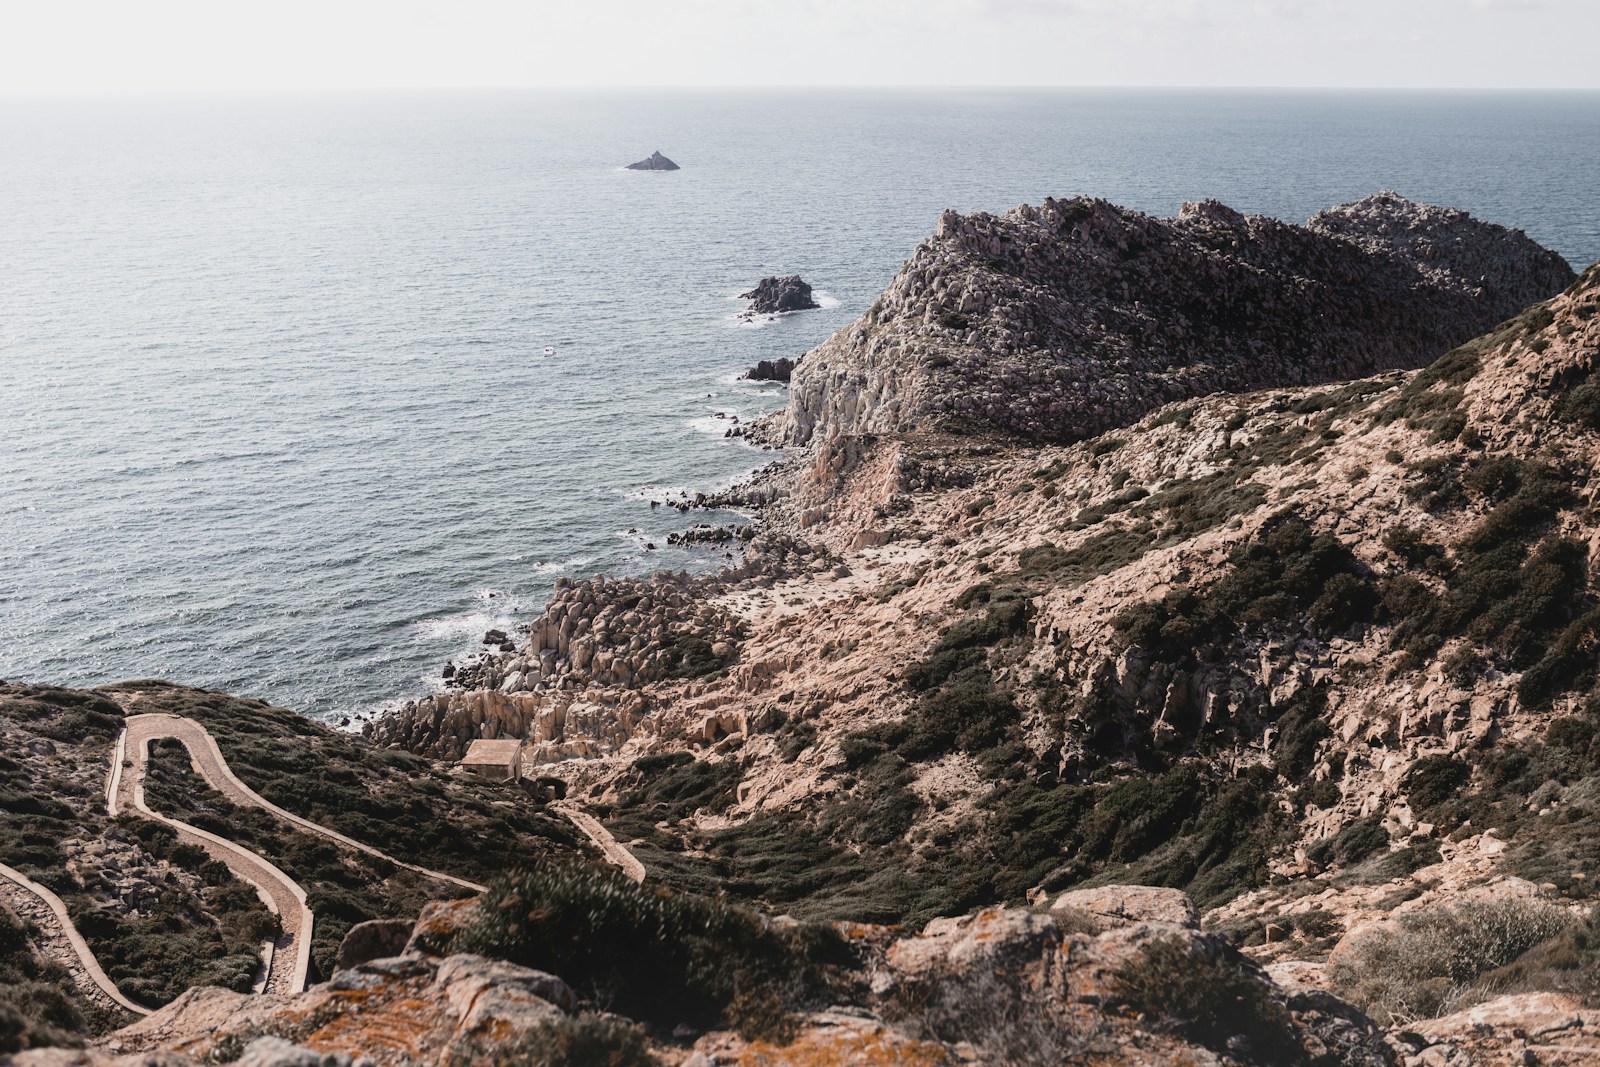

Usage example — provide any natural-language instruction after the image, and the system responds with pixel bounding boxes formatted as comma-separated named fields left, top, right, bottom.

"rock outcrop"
left=744, top=356, right=799, bottom=382
left=624, top=150, right=679, bottom=171
left=25, top=888, right=1398, bottom=1067
left=367, top=534, right=840, bottom=762
left=769, top=192, right=1574, bottom=446
left=740, top=275, right=819, bottom=315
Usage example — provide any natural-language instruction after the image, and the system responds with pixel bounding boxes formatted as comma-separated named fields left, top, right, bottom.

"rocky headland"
left=360, top=197, right=1600, bottom=1061
left=8, top=195, right=1600, bottom=1067
left=767, top=192, right=1573, bottom=447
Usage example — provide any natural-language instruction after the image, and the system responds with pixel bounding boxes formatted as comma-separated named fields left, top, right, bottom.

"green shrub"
left=1307, top=816, right=1388, bottom=869
left=458, top=864, right=851, bottom=1033
left=0, top=904, right=89, bottom=1051
left=1405, top=756, right=1472, bottom=812
left=885, top=959, right=1087, bottom=1065
left=1110, top=936, right=1304, bottom=1063
left=1115, top=513, right=1377, bottom=663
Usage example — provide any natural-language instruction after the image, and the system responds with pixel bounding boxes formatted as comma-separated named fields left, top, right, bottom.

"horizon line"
left=3, top=84, right=1600, bottom=100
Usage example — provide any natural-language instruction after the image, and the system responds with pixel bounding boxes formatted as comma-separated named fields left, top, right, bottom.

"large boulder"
left=1051, top=885, right=1200, bottom=929
left=336, top=919, right=413, bottom=970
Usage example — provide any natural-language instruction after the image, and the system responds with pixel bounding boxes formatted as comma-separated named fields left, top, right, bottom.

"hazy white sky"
left=1, top=0, right=1595, bottom=94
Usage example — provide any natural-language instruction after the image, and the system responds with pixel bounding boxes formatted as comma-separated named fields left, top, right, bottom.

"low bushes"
left=0, top=904, right=89, bottom=1052
left=445, top=1013, right=658, bottom=1067
left=1116, top=513, right=1378, bottom=662
left=884, top=959, right=1088, bottom=1066
left=458, top=864, right=853, bottom=1037
left=1330, top=896, right=1575, bottom=1025
left=1110, top=935, right=1304, bottom=1064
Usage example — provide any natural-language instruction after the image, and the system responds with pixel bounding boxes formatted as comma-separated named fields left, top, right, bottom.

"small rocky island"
left=624, top=150, right=679, bottom=171
left=740, top=274, right=819, bottom=315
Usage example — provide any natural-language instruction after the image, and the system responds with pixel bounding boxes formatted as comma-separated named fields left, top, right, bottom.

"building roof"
left=460, top=738, right=523, bottom=766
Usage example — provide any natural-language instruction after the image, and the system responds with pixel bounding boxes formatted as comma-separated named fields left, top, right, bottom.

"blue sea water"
left=2, top=89, right=1597, bottom=722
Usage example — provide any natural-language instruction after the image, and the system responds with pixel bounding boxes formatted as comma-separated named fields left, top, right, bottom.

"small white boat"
left=543, top=346, right=555, bottom=356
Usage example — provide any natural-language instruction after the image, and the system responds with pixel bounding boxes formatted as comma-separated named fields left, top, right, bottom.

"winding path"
left=108, top=713, right=488, bottom=997
left=0, top=861, right=150, bottom=1017
left=12, top=710, right=639, bottom=1012
left=116, top=715, right=486, bottom=894
left=109, top=718, right=314, bottom=996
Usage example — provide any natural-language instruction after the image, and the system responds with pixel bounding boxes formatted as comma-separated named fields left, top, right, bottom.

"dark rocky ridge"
left=624, top=150, right=679, bottom=171
left=772, top=192, right=1575, bottom=446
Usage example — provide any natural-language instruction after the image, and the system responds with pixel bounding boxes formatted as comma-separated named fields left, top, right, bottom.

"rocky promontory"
left=769, top=192, right=1574, bottom=446
left=740, top=275, right=819, bottom=315
left=624, top=150, right=679, bottom=171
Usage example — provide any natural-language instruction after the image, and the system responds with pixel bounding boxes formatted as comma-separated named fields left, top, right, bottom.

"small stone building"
left=459, top=738, right=523, bottom=782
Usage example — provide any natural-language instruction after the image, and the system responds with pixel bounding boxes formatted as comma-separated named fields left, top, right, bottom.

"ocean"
left=2, top=89, right=1597, bottom=722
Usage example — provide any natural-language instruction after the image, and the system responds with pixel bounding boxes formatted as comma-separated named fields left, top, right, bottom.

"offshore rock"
left=623, top=150, right=678, bottom=171
left=744, top=356, right=799, bottom=382
left=771, top=192, right=1574, bottom=446
left=741, top=275, right=819, bottom=315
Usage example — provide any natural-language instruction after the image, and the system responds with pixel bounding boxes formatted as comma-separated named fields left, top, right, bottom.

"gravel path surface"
left=552, top=801, right=646, bottom=883
left=110, top=718, right=311, bottom=996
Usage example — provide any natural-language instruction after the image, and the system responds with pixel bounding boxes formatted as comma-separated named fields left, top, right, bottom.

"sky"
left=0, top=0, right=1595, bottom=94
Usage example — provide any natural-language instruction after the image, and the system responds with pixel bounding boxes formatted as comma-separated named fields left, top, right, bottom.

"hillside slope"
left=0, top=680, right=584, bottom=1029
left=371, top=259, right=1600, bottom=1037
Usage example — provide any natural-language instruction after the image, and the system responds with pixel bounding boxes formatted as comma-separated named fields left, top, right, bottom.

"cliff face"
left=774, top=192, right=1574, bottom=446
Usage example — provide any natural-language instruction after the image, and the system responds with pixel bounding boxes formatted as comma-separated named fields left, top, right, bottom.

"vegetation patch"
left=0, top=903, right=93, bottom=1052
left=1110, top=936, right=1304, bottom=1064
left=459, top=864, right=855, bottom=1038
left=1114, top=513, right=1380, bottom=663
left=1330, top=896, right=1575, bottom=1025
left=445, top=1013, right=659, bottom=1067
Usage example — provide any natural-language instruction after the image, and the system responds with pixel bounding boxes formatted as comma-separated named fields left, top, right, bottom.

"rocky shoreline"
left=349, top=197, right=1600, bottom=1063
